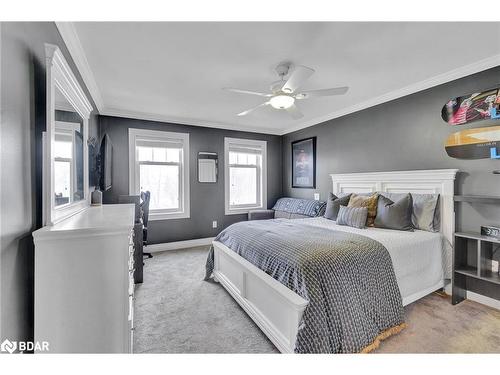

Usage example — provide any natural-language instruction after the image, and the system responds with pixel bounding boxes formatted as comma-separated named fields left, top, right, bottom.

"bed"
left=208, top=169, right=458, bottom=353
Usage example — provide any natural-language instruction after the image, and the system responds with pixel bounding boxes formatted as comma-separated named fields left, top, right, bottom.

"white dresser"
left=33, top=204, right=136, bottom=353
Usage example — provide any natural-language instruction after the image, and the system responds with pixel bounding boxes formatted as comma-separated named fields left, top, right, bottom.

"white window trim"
left=128, top=128, right=190, bottom=221
left=224, top=137, right=267, bottom=215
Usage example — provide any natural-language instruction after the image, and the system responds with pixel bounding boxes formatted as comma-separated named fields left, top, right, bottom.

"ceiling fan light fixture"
left=270, top=95, right=295, bottom=109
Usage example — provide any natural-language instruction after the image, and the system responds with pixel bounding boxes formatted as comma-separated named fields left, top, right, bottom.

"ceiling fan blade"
left=237, top=102, right=270, bottom=116
left=281, top=65, right=315, bottom=94
left=285, top=104, right=304, bottom=120
left=223, top=87, right=272, bottom=97
left=296, top=86, right=349, bottom=99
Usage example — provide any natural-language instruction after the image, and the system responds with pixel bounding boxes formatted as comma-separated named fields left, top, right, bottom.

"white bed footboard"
left=212, top=241, right=308, bottom=353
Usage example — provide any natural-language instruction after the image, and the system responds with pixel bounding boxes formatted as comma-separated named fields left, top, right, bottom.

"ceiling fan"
left=223, top=62, right=349, bottom=120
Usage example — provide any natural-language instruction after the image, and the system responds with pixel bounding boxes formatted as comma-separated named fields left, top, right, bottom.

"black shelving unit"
left=454, top=195, right=500, bottom=204
left=452, top=195, right=500, bottom=305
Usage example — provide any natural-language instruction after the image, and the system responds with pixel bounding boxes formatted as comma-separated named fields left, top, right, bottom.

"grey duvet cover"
left=204, top=218, right=405, bottom=353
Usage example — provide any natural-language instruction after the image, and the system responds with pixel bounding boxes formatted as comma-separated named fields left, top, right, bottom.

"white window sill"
left=225, top=207, right=266, bottom=216
left=149, top=211, right=190, bottom=221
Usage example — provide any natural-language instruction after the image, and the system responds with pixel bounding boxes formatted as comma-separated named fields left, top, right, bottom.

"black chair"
left=141, top=191, right=152, bottom=259
left=118, top=194, right=143, bottom=283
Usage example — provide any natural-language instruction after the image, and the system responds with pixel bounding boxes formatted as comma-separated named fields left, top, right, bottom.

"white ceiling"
left=58, top=22, right=500, bottom=135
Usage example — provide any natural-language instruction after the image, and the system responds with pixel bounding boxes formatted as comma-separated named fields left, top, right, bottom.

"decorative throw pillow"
left=324, top=193, right=351, bottom=221
left=348, top=193, right=379, bottom=226
left=336, top=206, right=368, bottom=229
left=412, top=193, right=440, bottom=232
left=374, top=194, right=414, bottom=231
left=383, top=192, right=440, bottom=232
left=272, top=197, right=326, bottom=217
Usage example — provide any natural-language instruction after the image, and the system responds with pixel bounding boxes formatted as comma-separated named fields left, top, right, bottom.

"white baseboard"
left=443, top=282, right=499, bottom=310
left=146, top=237, right=215, bottom=253
left=466, top=291, right=500, bottom=311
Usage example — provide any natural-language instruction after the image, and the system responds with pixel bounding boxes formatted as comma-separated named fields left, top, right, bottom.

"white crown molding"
left=56, top=22, right=104, bottom=112
left=284, top=54, right=500, bottom=135
left=100, top=107, right=282, bottom=135
left=330, top=168, right=459, bottom=182
left=53, top=21, right=500, bottom=136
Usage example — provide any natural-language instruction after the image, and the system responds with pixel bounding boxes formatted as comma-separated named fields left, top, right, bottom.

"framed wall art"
left=291, top=137, right=316, bottom=188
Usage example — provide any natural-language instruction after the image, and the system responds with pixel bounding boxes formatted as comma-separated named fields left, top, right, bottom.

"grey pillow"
left=324, top=193, right=351, bottom=221
left=336, top=206, right=368, bottom=229
left=412, top=194, right=440, bottom=232
left=383, top=192, right=440, bottom=232
left=274, top=210, right=291, bottom=219
left=374, top=194, right=414, bottom=231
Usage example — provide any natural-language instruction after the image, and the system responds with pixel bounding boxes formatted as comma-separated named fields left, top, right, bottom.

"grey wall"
left=0, top=22, right=98, bottom=344
left=99, top=116, right=282, bottom=244
left=283, top=66, right=500, bottom=233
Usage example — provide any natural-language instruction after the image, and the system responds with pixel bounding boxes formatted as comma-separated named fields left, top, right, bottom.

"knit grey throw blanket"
left=205, top=219, right=405, bottom=353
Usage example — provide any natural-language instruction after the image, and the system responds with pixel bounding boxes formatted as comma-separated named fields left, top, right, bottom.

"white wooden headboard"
left=330, top=169, right=459, bottom=244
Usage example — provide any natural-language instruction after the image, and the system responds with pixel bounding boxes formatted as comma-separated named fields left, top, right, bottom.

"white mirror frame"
left=43, top=44, right=93, bottom=225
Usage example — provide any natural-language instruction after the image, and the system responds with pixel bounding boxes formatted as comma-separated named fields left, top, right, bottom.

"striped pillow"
left=336, top=206, right=368, bottom=229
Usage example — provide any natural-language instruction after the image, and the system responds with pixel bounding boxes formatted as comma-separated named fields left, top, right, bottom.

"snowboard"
left=445, top=125, right=500, bottom=159
left=441, top=87, right=500, bottom=125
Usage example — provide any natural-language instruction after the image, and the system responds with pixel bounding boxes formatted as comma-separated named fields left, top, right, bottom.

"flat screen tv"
left=99, top=134, right=113, bottom=191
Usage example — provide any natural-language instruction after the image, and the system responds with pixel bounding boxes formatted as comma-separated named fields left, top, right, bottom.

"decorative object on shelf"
left=441, top=86, right=500, bottom=125
left=481, top=225, right=500, bottom=240
left=292, top=137, right=316, bottom=189
left=91, top=187, right=102, bottom=206
left=445, top=125, right=500, bottom=159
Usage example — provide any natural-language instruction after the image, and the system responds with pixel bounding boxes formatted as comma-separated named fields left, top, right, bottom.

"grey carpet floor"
left=134, top=246, right=500, bottom=354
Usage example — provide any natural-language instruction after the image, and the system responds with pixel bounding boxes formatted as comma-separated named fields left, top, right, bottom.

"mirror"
left=44, top=44, right=93, bottom=225
left=198, top=152, right=218, bottom=183
left=54, top=87, right=84, bottom=207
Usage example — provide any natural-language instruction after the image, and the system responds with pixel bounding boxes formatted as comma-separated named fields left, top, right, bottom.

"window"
left=53, top=121, right=83, bottom=207
left=224, top=137, right=267, bottom=215
left=129, top=128, right=190, bottom=220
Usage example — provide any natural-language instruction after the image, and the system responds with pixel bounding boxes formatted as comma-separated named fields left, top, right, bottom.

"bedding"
left=205, top=218, right=405, bottom=353
left=383, top=192, right=440, bottom=232
left=336, top=205, right=368, bottom=228
left=272, top=197, right=326, bottom=218
left=324, top=192, right=351, bottom=220
left=374, top=194, right=413, bottom=231
left=306, top=217, right=452, bottom=302
left=348, top=193, right=379, bottom=226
